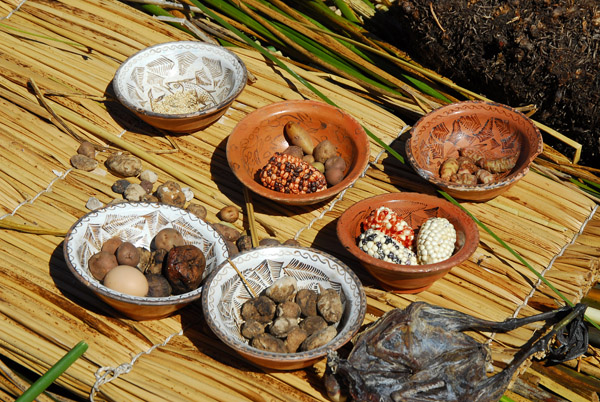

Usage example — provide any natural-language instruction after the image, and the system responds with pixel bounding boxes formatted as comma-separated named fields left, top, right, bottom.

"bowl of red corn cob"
left=337, top=192, right=479, bottom=293
left=406, top=101, right=543, bottom=201
left=226, top=99, right=370, bottom=206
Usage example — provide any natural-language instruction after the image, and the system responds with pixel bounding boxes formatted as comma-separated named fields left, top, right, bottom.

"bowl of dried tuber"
left=337, top=192, right=479, bottom=293
left=63, top=202, right=230, bottom=320
left=201, top=245, right=367, bottom=370
left=406, top=101, right=543, bottom=201
left=226, top=99, right=371, bottom=206
left=113, top=41, right=247, bottom=133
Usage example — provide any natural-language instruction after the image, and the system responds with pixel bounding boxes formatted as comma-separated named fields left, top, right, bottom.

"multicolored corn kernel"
left=357, top=228, right=417, bottom=265
left=259, top=152, right=327, bottom=194
left=360, top=206, right=415, bottom=248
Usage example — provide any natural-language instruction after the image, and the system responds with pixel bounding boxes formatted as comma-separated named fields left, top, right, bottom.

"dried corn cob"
left=358, top=229, right=417, bottom=265
left=360, top=206, right=415, bottom=248
left=416, top=217, right=457, bottom=264
left=259, top=152, right=327, bottom=194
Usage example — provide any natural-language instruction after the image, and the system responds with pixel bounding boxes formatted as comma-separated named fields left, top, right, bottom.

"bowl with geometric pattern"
left=201, top=245, right=366, bottom=370
left=406, top=101, right=543, bottom=201
left=113, top=41, right=247, bottom=133
left=63, top=202, right=229, bottom=320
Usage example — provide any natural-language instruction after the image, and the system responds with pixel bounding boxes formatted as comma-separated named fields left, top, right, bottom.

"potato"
left=313, top=140, right=337, bottom=163
left=212, top=223, right=241, bottom=242
left=311, top=161, right=325, bottom=173
left=153, top=228, right=185, bottom=252
left=283, top=145, right=304, bottom=160
left=325, top=167, right=345, bottom=186
left=116, top=241, right=140, bottom=267
left=324, top=155, right=347, bottom=172
left=101, top=236, right=123, bottom=254
left=302, top=154, right=315, bottom=164
left=218, top=205, right=239, bottom=223
left=88, top=251, right=118, bottom=281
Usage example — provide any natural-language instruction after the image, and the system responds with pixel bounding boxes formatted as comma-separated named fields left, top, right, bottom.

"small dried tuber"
left=317, top=288, right=344, bottom=323
left=301, top=325, right=337, bottom=351
left=251, top=333, right=287, bottom=353
left=265, top=276, right=297, bottom=303
left=296, top=288, right=318, bottom=317
left=163, top=244, right=206, bottom=294
left=241, top=296, right=277, bottom=323
left=241, top=319, right=267, bottom=339
left=439, top=157, right=459, bottom=180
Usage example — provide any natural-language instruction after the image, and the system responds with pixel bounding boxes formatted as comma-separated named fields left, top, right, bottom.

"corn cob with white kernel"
left=358, top=228, right=418, bottom=265
left=416, top=217, right=457, bottom=264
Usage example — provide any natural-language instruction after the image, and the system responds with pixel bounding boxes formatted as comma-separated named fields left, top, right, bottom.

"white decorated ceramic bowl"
left=63, top=202, right=229, bottom=320
left=201, top=245, right=366, bottom=370
left=113, top=41, right=247, bottom=133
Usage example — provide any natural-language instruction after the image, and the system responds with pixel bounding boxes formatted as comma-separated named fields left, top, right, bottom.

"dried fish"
left=325, top=302, right=587, bottom=402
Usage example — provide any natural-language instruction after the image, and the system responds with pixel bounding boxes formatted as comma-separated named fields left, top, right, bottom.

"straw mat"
left=0, top=0, right=598, bottom=401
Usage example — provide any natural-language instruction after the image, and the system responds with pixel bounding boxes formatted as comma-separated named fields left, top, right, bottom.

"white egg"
left=103, top=265, right=149, bottom=297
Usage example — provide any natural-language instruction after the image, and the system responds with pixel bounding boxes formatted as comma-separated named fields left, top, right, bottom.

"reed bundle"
left=0, top=0, right=598, bottom=401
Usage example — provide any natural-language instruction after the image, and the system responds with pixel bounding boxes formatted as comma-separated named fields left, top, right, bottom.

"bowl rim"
left=226, top=99, right=371, bottom=205
left=112, top=40, right=248, bottom=119
left=63, top=201, right=229, bottom=306
left=201, top=244, right=367, bottom=364
left=406, top=100, right=544, bottom=191
left=336, top=192, right=480, bottom=274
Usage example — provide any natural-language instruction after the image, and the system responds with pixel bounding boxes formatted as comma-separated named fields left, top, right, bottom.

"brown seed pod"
left=163, top=244, right=206, bottom=294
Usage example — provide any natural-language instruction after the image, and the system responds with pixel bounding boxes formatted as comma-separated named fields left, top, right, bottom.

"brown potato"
left=313, top=140, right=337, bottom=163
left=88, top=251, right=118, bottom=281
left=212, top=223, right=241, bottom=242
left=324, top=155, right=347, bottom=172
left=116, top=241, right=140, bottom=267
left=153, top=228, right=185, bottom=252
left=283, top=145, right=304, bottom=160
left=101, top=236, right=123, bottom=254
left=218, top=205, right=239, bottom=223
left=325, top=167, right=345, bottom=186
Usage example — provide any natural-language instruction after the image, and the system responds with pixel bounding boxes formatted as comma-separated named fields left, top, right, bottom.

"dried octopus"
left=325, top=302, right=588, bottom=402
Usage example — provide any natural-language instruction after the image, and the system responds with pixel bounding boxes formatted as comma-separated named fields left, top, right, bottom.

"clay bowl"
left=63, top=202, right=229, bottom=320
left=113, top=41, right=247, bottom=133
left=337, top=192, right=479, bottom=293
left=226, top=99, right=370, bottom=205
left=201, top=245, right=367, bottom=370
left=406, top=101, right=543, bottom=201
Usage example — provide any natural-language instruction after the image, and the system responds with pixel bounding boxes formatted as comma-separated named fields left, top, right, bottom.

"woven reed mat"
left=0, top=1, right=599, bottom=401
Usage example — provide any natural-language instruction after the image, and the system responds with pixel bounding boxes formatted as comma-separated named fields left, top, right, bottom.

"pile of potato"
left=282, top=121, right=348, bottom=187
left=240, top=276, right=344, bottom=354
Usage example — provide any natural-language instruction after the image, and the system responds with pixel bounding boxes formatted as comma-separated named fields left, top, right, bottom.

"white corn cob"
left=358, top=228, right=417, bottom=265
left=416, top=217, right=457, bottom=264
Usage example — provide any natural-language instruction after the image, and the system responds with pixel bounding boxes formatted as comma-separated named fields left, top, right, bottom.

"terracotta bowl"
left=406, top=101, right=543, bottom=201
left=337, top=192, right=479, bottom=293
left=226, top=99, right=370, bottom=205
left=63, top=202, right=229, bottom=320
left=113, top=41, right=247, bottom=133
left=201, top=245, right=367, bottom=370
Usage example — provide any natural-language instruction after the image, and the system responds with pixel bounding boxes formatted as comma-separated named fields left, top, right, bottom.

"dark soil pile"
left=367, top=0, right=600, bottom=168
